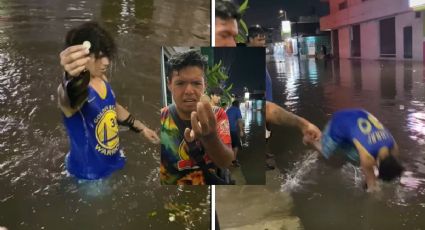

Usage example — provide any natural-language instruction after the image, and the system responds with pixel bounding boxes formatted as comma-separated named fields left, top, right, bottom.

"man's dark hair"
left=248, top=26, right=266, bottom=42
left=65, top=22, right=116, bottom=59
left=209, top=87, right=224, bottom=96
left=167, top=50, right=208, bottom=81
left=231, top=100, right=240, bottom=107
left=216, top=0, right=241, bottom=21
left=378, top=154, right=404, bottom=181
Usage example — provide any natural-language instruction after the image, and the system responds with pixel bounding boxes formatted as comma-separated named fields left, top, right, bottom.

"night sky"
left=234, top=0, right=329, bottom=28
left=214, top=47, right=265, bottom=97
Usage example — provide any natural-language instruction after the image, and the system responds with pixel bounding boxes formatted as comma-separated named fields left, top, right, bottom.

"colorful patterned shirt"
left=160, top=105, right=231, bottom=185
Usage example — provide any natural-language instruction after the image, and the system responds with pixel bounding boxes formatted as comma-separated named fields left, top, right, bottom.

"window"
left=339, top=1, right=347, bottom=10
left=379, top=17, right=396, bottom=57
left=416, top=12, right=421, bottom=18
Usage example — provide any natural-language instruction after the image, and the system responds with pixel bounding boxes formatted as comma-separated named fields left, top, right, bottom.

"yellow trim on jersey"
left=352, top=138, right=374, bottom=160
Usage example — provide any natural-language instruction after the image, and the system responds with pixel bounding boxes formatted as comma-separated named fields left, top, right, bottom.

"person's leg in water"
left=232, top=147, right=240, bottom=167
left=265, top=125, right=276, bottom=170
left=230, top=131, right=241, bottom=167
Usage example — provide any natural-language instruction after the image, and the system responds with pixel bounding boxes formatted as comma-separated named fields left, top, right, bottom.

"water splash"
left=281, top=150, right=319, bottom=192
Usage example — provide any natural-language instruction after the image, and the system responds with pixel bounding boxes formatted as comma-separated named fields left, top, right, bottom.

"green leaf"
left=236, top=34, right=245, bottom=43
left=218, top=71, right=228, bottom=81
left=239, top=0, right=249, bottom=14
left=226, top=83, right=233, bottom=91
left=211, top=63, right=220, bottom=72
left=240, top=20, right=248, bottom=34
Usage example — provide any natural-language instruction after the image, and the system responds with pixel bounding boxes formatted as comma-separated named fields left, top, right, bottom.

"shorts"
left=230, top=131, right=242, bottom=149
left=321, top=122, right=360, bottom=164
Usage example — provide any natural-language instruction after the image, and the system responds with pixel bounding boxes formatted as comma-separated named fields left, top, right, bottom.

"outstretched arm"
left=116, top=103, right=160, bottom=144
left=353, top=139, right=379, bottom=192
left=266, top=101, right=321, bottom=141
left=57, top=44, right=91, bottom=117
left=184, top=102, right=233, bottom=168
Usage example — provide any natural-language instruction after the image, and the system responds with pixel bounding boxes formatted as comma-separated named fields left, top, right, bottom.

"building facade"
left=320, top=0, right=425, bottom=61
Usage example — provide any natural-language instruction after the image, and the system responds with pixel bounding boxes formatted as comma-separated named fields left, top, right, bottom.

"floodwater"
left=0, top=0, right=210, bottom=229
left=217, top=57, right=425, bottom=229
left=229, top=103, right=265, bottom=185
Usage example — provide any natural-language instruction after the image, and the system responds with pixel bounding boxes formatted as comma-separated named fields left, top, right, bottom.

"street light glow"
left=281, top=20, right=291, bottom=34
left=409, top=0, right=425, bottom=8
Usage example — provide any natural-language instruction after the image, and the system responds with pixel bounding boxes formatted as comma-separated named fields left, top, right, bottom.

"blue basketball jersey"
left=63, top=81, right=125, bottom=179
left=326, top=109, right=395, bottom=159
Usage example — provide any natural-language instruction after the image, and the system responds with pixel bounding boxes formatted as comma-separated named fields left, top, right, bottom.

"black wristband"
left=118, top=114, right=143, bottom=133
left=63, top=71, right=90, bottom=108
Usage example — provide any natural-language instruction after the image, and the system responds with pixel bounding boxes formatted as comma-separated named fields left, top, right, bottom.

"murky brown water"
left=217, top=57, right=425, bottom=229
left=0, top=0, right=210, bottom=229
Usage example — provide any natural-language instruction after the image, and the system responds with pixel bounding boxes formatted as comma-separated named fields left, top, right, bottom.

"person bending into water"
left=304, top=109, right=404, bottom=192
left=57, top=22, right=160, bottom=180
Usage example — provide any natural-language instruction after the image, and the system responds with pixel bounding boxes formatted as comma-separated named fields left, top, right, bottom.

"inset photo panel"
left=160, top=47, right=266, bottom=185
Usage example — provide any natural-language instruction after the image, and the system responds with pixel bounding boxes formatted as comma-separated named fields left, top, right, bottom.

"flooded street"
left=217, top=56, right=425, bottom=229
left=0, top=0, right=210, bottom=229
left=229, top=103, right=265, bottom=185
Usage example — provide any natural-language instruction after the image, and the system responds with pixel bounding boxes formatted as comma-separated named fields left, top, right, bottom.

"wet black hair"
left=248, top=26, right=266, bottom=42
left=378, top=154, right=404, bottom=181
left=65, top=22, right=116, bottom=60
left=232, top=99, right=240, bottom=107
left=209, top=87, right=224, bottom=96
left=216, top=0, right=241, bottom=21
left=166, top=50, right=207, bottom=81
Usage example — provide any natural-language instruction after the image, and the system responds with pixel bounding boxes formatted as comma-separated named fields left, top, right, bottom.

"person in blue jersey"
left=226, top=99, right=244, bottom=167
left=303, top=109, right=404, bottom=192
left=57, top=22, right=160, bottom=180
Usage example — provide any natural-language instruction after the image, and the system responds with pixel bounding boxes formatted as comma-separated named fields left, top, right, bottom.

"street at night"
left=216, top=0, right=425, bottom=229
left=217, top=54, right=425, bottom=230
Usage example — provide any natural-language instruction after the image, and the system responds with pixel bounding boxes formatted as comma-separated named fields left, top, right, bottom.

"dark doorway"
left=380, top=17, right=396, bottom=57
left=404, top=26, right=413, bottom=59
left=351, top=24, right=361, bottom=57
left=332, top=30, right=339, bottom=58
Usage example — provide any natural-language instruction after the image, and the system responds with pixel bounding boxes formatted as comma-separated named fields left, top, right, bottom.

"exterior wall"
left=321, top=0, right=424, bottom=61
left=360, top=20, right=379, bottom=59
left=329, top=0, right=342, bottom=14
left=395, top=11, right=423, bottom=60
left=338, top=27, right=351, bottom=58
left=321, top=0, right=410, bottom=30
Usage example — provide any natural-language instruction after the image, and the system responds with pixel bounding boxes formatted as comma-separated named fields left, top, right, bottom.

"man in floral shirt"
left=160, top=50, right=233, bottom=185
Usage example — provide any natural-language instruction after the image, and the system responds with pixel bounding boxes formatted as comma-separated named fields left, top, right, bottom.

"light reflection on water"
left=272, top=58, right=425, bottom=229
left=217, top=57, right=425, bottom=229
left=236, top=102, right=265, bottom=185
